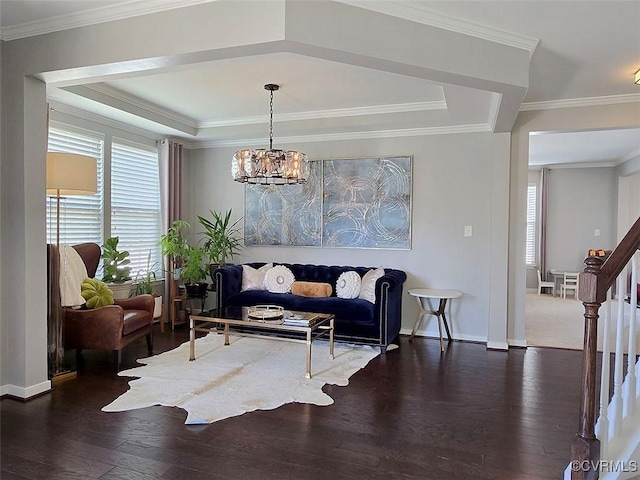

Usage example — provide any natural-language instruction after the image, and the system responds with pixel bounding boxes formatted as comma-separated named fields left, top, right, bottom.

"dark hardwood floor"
left=1, top=325, right=583, bottom=480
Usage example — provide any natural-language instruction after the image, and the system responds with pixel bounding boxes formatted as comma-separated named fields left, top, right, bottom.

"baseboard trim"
left=0, top=380, right=52, bottom=400
left=508, top=338, right=528, bottom=348
left=399, top=328, right=487, bottom=344
left=486, top=341, right=509, bottom=351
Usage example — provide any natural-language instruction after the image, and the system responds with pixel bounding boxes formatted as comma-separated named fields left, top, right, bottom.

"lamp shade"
left=46, top=152, right=97, bottom=195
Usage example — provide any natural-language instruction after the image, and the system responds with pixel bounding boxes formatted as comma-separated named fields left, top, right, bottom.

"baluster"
left=610, top=271, right=626, bottom=438
left=596, top=288, right=612, bottom=457
left=624, top=252, right=638, bottom=417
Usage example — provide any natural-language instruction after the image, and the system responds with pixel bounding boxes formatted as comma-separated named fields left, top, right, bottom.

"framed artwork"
left=244, top=155, right=412, bottom=249
left=244, top=161, right=322, bottom=246
left=323, top=156, right=411, bottom=248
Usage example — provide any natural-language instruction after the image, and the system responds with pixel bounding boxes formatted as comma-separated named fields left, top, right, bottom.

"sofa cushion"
left=226, top=291, right=376, bottom=328
left=122, top=309, right=153, bottom=336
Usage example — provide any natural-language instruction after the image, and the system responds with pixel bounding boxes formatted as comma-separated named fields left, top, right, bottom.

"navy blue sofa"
left=214, top=263, right=407, bottom=351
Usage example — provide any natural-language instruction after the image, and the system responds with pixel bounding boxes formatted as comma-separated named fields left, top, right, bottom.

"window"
left=47, top=125, right=162, bottom=280
left=111, top=141, right=162, bottom=278
left=46, top=127, right=104, bottom=245
left=525, top=183, right=537, bottom=265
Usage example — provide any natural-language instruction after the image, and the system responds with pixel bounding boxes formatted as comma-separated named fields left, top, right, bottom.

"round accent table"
left=408, top=289, right=463, bottom=352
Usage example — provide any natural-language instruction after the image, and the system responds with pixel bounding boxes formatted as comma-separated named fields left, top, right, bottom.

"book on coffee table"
left=282, top=312, right=321, bottom=326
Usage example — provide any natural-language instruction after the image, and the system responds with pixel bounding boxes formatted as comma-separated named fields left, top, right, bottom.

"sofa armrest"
left=115, top=294, right=154, bottom=315
left=64, top=305, right=124, bottom=350
left=214, top=265, right=244, bottom=311
left=374, top=269, right=407, bottom=347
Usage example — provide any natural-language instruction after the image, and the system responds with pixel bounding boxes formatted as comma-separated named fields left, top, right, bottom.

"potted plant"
left=101, top=237, right=132, bottom=299
left=101, top=236, right=131, bottom=283
left=197, top=209, right=243, bottom=280
left=132, top=250, right=163, bottom=319
left=181, top=245, right=208, bottom=297
left=159, top=219, right=191, bottom=277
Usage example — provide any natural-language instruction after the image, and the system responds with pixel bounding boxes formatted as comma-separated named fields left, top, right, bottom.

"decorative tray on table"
left=247, top=305, right=285, bottom=323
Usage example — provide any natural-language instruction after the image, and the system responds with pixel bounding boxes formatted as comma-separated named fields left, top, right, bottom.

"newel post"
left=571, top=256, right=603, bottom=480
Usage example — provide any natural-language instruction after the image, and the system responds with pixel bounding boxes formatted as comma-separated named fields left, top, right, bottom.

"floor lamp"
left=46, top=152, right=97, bottom=381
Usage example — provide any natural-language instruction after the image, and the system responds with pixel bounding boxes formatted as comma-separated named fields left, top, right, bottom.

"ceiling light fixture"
left=232, top=84, right=309, bottom=185
left=635, top=68, right=640, bottom=85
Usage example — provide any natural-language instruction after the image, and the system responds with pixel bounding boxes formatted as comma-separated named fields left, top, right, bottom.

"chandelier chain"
left=269, top=89, right=274, bottom=150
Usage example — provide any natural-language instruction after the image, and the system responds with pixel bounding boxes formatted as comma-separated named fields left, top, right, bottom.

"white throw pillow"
left=241, top=263, right=273, bottom=291
left=336, top=271, right=361, bottom=299
left=358, top=267, right=385, bottom=303
left=264, top=265, right=295, bottom=293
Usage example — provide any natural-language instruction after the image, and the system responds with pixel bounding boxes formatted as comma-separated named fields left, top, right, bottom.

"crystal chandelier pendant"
left=232, top=84, right=309, bottom=185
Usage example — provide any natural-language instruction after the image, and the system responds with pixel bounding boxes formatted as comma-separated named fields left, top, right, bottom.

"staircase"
left=566, top=216, right=640, bottom=480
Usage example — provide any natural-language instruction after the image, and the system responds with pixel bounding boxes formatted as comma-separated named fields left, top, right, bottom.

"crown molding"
left=535, top=161, right=622, bottom=169
left=74, top=84, right=198, bottom=129
left=1, top=0, right=216, bottom=41
left=621, top=147, right=640, bottom=163
left=186, top=123, right=491, bottom=149
left=337, top=0, right=539, bottom=57
left=520, top=93, right=640, bottom=111
left=64, top=83, right=446, bottom=131
left=48, top=100, right=165, bottom=142
left=198, top=100, right=447, bottom=128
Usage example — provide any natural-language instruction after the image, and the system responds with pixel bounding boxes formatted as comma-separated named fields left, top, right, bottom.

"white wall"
left=185, top=133, right=507, bottom=343
left=526, top=166, right=619, bottom=289
left=617, top=155, right=640, bottom=241
left=546, top=167, right=617, bottom=272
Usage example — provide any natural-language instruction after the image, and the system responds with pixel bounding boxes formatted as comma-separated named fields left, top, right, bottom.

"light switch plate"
left=464, top=225, right=472, bottom=237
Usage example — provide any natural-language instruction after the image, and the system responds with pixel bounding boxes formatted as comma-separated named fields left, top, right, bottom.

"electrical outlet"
left=464, top=225, right=472, bottom=237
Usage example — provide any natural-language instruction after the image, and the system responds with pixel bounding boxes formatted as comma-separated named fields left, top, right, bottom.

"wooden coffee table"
left=189, top=307, right=335, bottom=379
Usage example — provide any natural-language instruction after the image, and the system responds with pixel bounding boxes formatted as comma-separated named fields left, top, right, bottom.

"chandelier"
left=232, top=84, right=309, bottom=185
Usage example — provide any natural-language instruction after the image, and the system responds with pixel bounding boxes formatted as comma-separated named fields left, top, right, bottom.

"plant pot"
left=153, top=295, right=163, bottom=319
left=108, top=281, right=133, bottom=300
left=185, top=283, right=208, bottom=298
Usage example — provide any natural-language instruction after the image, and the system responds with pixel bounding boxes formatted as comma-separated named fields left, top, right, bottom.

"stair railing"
left=570, top=216, right=640, bottom=480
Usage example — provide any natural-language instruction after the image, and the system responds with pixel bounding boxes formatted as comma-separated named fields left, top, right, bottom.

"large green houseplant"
left=159, top=219, right=191, bottom=276
left=198, top=209, right=243, bottom=280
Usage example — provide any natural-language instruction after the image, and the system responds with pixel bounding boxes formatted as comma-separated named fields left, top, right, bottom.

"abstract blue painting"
left=323, top=156, right=411, bottom=249
left=244, top=156, right=411, bottom=249
left=244, top=161, right=322, bottom=246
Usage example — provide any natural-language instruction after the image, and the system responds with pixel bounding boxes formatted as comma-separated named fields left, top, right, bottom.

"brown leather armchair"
left=49, top=243, right=154, bottom=371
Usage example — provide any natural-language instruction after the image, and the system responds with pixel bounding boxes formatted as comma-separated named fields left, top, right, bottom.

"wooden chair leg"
left=146, top=333, right=153, bottom=356
left=113, top=350, right=121, bottom=372
left=75, top=349, right=84, bottom=369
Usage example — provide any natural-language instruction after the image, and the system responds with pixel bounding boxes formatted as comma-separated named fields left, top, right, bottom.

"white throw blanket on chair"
left=59, top=245, right=88, bottom=307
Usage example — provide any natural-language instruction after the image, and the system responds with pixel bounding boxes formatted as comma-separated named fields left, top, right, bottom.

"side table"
left=408, top=288, right=463, bottom=351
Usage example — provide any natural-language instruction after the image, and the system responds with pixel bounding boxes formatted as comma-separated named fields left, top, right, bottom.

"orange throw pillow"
left=291, top=281, right=333, bottom=298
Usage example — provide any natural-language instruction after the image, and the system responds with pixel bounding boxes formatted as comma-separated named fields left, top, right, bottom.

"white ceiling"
left=1, top=0, right=639, bottom=166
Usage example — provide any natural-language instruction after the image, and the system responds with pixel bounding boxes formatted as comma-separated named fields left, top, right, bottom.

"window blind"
left=525, top=183, right=537, bottom=265
left=111, top=141, right=162, bottom=279
left=46, top=128, right=104, bottom=246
